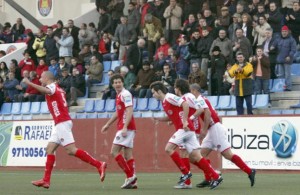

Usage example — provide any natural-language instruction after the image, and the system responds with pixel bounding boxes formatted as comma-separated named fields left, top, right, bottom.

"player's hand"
left=101, top=124, right=109, bottom=133
left=121, top=128, right=127, bottom=137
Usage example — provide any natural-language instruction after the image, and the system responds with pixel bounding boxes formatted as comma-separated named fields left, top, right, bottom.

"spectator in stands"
left=128, top=2, right=141, bottom=33
left=210, top=29, right=233, bottom=64
left=55, top=27, right=74, bottom=65
left=88, top=22, right=97, bottom=33
left=53, top=20, right=63, bottom=38
left=219, top=6, right=231, bottom=30
left=56, top=57, right=70, bottom=78
left=248, top=0, right=260, bottom=16
left=266, top=2, right=282, bottom=38
left=188, top=62, right=207, bottom=93
left=273, top=25, right=297, bottom=91
left=90, top=44, right=103, bottom=63
left=152, top=0, right=166, bottom=27
left=11, top=18, right=25, bottom=42
left=36, top=58, right=49, bottom=78
left=124, top=38, right=146, bottom=74
left=0, top=50, right=6, bottom=58
left=143, top=13, right=163, bottom=63
left=252, top=16, right=271, bottom=51
left=102, top=70, right=116, bottom=100
left=25, top=31, right=38, bottom=65
left=233, top=28, right=253, bottom=60
left=78, top=44, right=93, bottom=67
left=197, top=18, right=213, bottom=38
left=176, top=35, right=190, bottom=62
left=228, top=13, right=242, bottom=41
left=170, top=53, right=189, bottom=79
left=69, top=67, right=86, bottom=106
left=108, top=0, right=125, bottom=31
left=250, top=46, right=270, bottom=94
left=197, top=29, right=214, bottom=77
left=0, top=77, right=5, bottom=108
left=98, top=32, right=111, bottom=59
left=86, top=55, right=103, bottom=87
left=15, top=71, right=43, bottom=102
left=18, top=51, right=36, bottom=78
left=14, top=70, right=29, bottom=100
left=104, top=34, right=119, bottom=61
left=203, top=9, right=215, bottom=29
left=161, top=63, right=176, bottom=93
left=67, top=19, right=80, bottom=57
left=241, top=13, right=254, bottom=44
left=57, top=68, right=71, bottom=94
left=285, top=2, right=300, bottom=44
left=152, top=51, right=166, bottom=70
left=78, top=23, right=98, bottom=49
left=44, top=26, right=59, bottom=65
left=163, top=0, right=182, bottom=45
left=0, top=61, right=9, bottom=81
left=139, top=0, right=154, bottom=27
left=262, top=28, right=277, bottom=79
left=294, top=35, right=300, bottom=63
left=187, top=30, right=201, bottom=66
left=114, top=16, right=137, bottom=62
left=32, top=29, right=47, bottom=61
left=154, top=37, right=170, bottom=60
left=223, top=64, right=235, bottom=95
left=120, top=66, right=136, bottom=90
left=228, top=52, right=253, bottom=115
left=3, top=72, right=19, bottom=102
left=10, top=59, right=22, bottom=81
left=48, top=58, right=59, bottom=78
left=130, top=61, right=155, bottom=98
left=97, top=7, right=113, bottom=35
left=70, top=57, right=84, bottom=74
left=182, top=14, right=198, bottom=40
left=252, top=3, right=267, bottom=22
left=0, top=26, right=13, bottom=43
left=95, top=0, right=110, bottom=11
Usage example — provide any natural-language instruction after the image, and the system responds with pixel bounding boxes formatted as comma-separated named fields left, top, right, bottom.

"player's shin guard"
left=115, top=154, right=133, bottom=178
left=43, top=154, right=55, bottom=182
left=195, top=158, right=219, bottom=180
left=231, top=154, right=252, bottom=175
left=75, top=149, right=101, bottom=167
left=182, top=158, right=191, bottom=185
left=170, top=151, right=189, bottom=174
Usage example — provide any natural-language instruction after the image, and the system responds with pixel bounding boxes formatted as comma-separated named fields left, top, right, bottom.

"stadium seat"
left=30, top=102, right=41, bottom=114
left=22, top=114, right=33, bottom=120
left=87, top=113, right=98, bottom=118
left=206, top=96, right=218, bottom=108
left=270, top=79, right=285, bottom=92
left=76, top=113, right=87, bottom=119
left=69, top=112, right=76, bottom=119
left=281, top=109, right=295, bottom=114
left=226, top=110, right=237, bottom=116
left=78, top=87, right=89, bottom=99
left=3, top=115, right=13, bottom=120
left=94, top=99, right=106, bottom=112
left=216, top=95, right=231, bottom=110
left=111, top=60, right=121, bottom=70
left=291, top=63, right=300, bottom=76
left=253, top=94, right=269, bottom=109
left=141, top=111, right=153, bottom=118
left=40, top=102, right=50, bottom=114
left=98, top=113, right=108, bottom=118
left=133, top=112, right=142, bottom=118
left=133, top=98, right=137, bottom=111
left=217, top=110, right=226, bottom=116
left=290, top=101, right=300, bottom=108
left=103, top=61, right=112, bottom=72
left=11, top=102, right=22, bottom=115
left=269, top=109, right=282, bottom=115
left=243, top=95, right=256, bottom=109
left=104, top=99, right=116, bottom=112
left=148, top=98, right=161, bottom=111
left=1, top=103, right=12, bottom=115
left=20, top=102, right=31, bottom=114
left=12, top=115, right=22, bottom=120
left=82, top=100, right=95, bottom=113
left=136, top=98, right=149, bottom=111
left=295, top=109, right=300, bottom=114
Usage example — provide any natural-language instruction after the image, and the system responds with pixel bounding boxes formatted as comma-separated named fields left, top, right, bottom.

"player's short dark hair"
left=174, top=79, right=190, bottom=95
left=150, top=81, right=168, bottom=94
left=110, top=74, right=124, bottom=85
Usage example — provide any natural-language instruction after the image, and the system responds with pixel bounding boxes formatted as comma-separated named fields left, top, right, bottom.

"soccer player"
left=101, top=74, right=137, bottom=189
left=23, top=71, right=107, bottom=189
left=190, top=83, right=256, bottom=188
left=150, top=81, right=223, bottom=190
left=173, top=79, right=203, bottom=189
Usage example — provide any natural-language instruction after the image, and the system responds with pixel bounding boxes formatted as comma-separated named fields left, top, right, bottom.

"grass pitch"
left=0, top=171, right=299, bottom=195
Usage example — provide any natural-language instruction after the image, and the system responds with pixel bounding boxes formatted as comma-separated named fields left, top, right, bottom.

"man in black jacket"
left=69, top=67, right=86, bottom=106
left=124, top=38, right=146, bottom=74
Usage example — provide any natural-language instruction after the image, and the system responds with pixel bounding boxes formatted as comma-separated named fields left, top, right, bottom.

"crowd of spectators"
left=0, top=0, right=300, bottom=114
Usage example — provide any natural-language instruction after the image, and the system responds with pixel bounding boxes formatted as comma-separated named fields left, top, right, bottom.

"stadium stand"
left=40, top=102, right=50, bottom=114
left=103, top=61, right=112, bottom=72
left=30, top=102, right=41, bottom=115
left=11, top=102, right=22, bottom=115
left=20, top=102, right=31, bottom=115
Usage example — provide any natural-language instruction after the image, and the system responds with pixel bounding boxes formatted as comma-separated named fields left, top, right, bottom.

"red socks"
left=170, top=151, right=189, bottom=175
left=43, top=154, right=55, bottom=182
left=115, top=154, right=133, bottom=178
left=127, top=159, right=136, bottom=175
left=204, top=159, right=211, bottom=181
left=182, top=158, right=191, bottom=185
left=194, top=158, right=219, bottom=180
left=231, top=154, right=252, bottom=175
left=75, top=149, right=102, bottom=168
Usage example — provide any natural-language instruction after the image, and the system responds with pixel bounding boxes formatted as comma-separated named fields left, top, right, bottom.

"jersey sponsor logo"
left=52, top=101, right=60, bottom=117
left=124, top=95, right=132, bottom=103
left=272, top=120, right=297, bottom=158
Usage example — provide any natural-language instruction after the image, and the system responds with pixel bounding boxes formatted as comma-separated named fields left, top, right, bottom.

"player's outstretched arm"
left=23, top=78, right=51, bottom=94
left=101, top=112, right=117, bottom=133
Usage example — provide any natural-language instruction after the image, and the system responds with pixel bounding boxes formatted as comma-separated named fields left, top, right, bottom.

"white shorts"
left=201, top=122, right=230, bottom=152
left=169, top=129, right=200, bottom=154
left=49, top=120, right=75, bottom=147
left=113, top=130, right=136, bottom=148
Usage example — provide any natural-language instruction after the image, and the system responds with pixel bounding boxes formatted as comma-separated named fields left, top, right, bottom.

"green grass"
left=0, top=171, right=299, bottom=195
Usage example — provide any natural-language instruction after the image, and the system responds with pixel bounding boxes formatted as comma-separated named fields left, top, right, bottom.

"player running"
left=150, top=81, right=223, bottom=190
left=190, top=83, right=256, bottom=188
left=24, top=71, right=107, bottom=189
left=101, top=74, right=137, bottom=189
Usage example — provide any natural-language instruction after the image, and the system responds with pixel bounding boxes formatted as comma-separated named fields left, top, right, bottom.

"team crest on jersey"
left=199, top=100, right=205, bottom=106
left=167, top=110, right=173, bottom=115
left=117, top=105, right=122, bottom=110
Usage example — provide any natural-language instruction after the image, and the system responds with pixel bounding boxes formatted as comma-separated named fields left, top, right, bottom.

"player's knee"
left=165, top=147, right=173, bottom=155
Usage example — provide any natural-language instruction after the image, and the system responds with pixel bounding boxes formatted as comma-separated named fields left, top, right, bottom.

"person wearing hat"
left=219, top=6, right=230, bottom=29
left=228, top=13, right=242, bottom=41
left=272, top=25, right=297, bottom=91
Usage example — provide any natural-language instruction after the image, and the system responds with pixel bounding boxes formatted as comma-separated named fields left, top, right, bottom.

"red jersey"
left=46, top=83, right=71, bottom=125
left=197, top=95, right=220, bottom=128
left=182, top=93, right=201, bottom=133
left=162, top=93, right=195, bottom=131
left=116, top=88, right=136, bottom=130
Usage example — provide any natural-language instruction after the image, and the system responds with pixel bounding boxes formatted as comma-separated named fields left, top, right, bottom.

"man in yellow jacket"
left=228, top=52, right=253, bottom=115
